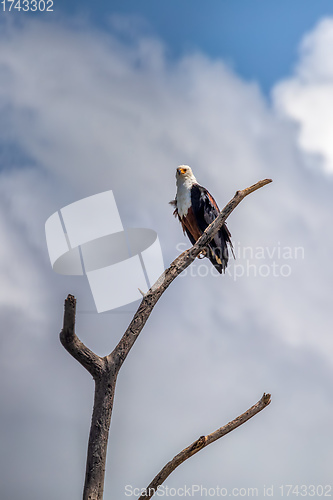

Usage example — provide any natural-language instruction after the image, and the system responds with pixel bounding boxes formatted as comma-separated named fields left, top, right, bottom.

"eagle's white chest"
left=176, top=180, right=192, bottom=218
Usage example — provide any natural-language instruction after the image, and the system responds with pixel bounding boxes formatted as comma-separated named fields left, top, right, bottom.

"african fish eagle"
left=170, top=165, right=233, bottom=274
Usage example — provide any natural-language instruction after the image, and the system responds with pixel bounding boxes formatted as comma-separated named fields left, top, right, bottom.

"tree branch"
left=60, top=294, right=105, bottom=378
left=138, top=393, right=271, bottom=500
left=109, top=178, right=272, bottom=369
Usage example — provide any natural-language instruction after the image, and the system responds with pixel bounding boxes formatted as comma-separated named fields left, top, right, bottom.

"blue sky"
left=30, top=0, right=333, bottom=91
left=1, top=2, right=333, bottom=500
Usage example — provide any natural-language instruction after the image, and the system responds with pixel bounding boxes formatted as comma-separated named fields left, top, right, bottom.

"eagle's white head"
left=176, top=165, right=197, bottom=189
left=175, top=165, right=198, bottom=217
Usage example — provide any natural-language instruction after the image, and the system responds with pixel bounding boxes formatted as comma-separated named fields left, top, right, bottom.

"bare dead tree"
left=60, top=178, right=272, bottom=500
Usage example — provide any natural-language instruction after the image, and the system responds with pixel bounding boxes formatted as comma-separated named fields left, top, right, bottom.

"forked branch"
left=138, top=393, right=271, bottom=500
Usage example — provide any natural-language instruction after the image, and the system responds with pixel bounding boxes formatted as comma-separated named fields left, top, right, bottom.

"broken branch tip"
left=262, top=393, right=271, bottom=405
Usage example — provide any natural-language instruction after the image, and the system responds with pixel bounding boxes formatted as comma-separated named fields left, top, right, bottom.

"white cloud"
left=274, top=17, right=333, bottom=173
left=0, top=15, right=332, bottom=500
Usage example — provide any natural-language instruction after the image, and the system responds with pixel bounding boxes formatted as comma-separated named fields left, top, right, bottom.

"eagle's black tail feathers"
left=207, top=224, right=234, bottom=274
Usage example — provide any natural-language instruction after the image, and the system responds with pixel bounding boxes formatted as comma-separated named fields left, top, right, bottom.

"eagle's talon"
left=198, top=250, right=207, bottom=259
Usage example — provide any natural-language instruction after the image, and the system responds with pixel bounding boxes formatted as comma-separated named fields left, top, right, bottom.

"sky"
left=0, top=2, right=333, bottom=500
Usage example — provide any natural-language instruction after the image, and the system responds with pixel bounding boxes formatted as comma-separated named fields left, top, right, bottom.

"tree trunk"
left=83, top=363, right=117, bottom=500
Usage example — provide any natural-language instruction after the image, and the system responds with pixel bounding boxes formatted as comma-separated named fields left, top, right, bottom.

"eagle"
left=170, top=165, right=233, bottom=274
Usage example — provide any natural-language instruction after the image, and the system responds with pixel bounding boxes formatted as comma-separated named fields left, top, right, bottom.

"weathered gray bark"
left=60, top=295, right=113, bottom=500
left=59, top=178, right=272, bottom=500
left=84, top=371, right=116, bottom=500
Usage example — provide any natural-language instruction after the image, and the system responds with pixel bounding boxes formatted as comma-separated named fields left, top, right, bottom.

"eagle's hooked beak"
left=177, top=167, right=186, bottom=175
